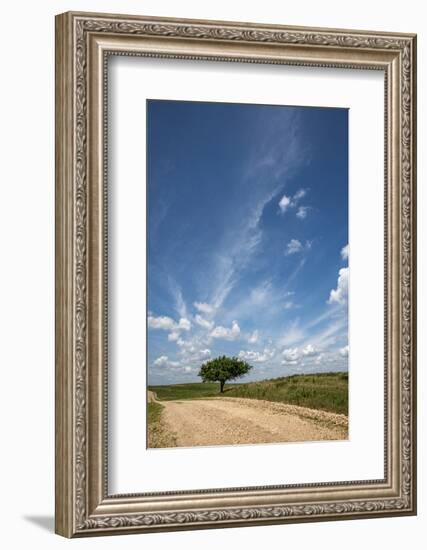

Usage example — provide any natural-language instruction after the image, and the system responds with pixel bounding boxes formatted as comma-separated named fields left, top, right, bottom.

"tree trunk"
left=220, top=380, right=225, bottom=393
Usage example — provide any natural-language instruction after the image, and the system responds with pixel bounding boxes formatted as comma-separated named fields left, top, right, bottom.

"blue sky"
left=147, top=100, right=348, bottom=385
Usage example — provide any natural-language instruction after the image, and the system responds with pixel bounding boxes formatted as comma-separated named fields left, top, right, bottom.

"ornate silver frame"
left=55, top=11, right=417, bottom=537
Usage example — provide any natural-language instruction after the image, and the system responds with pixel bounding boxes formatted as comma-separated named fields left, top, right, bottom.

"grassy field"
left=149, top=382, right=221, bottom=401
left=149, top=372, right=348, bottom=415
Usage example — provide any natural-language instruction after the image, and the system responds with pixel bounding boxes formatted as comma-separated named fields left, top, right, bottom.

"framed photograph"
left=55, top=11, right=417, bottom=537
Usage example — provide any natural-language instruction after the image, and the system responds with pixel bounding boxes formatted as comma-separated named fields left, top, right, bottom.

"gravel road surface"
left=149, top=394, right=348, bottom=448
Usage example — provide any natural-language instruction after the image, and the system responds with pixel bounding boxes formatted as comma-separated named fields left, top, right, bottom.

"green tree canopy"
left=198, top=355, right=253, bottom=393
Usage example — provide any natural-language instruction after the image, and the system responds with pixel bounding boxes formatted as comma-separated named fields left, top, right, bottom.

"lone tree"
left=198, top=355, right=252, bottom=393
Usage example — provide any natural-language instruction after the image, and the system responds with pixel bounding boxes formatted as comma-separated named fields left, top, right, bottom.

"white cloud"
left=176, top=338, right=191, bottom=349
left=341, top=244, right=349, bottom=260
left=178, top=317, right=191, bottom=331
left=285, top=239, right=312, bottom=256
left=194, top=314, right=214, bottom=330
left=340, top=345, right=349, bottom=357
left=279, top=189, right=309, bottom=217
left=178, top=341, right=187, bottom=349
left=315, top=353, right=324, bottom=365
left=168, top=331, right=179, bottom=342
left=278, top=194, right=291, bottom=212
left=148, top=314, right=191, bottom=333
left=199, top=349, right=211, bottom=359
left=296, top=206, right=309, bottom=219
left=153, top=355, right=180, bottom=368
left=278, top=343, right=349, bottom=371
left=194, top=302, right=215, bottom=315
left=178, top=345, right=211, bottom=366
left=239, top=348, right=275, bottom=363
left=281, top=344, right=320, bottom=365
left=183, top=348, right=211, bottom=362
left=282, top=347, right=300, bottom=363
left=148, top=315, right=176, bottom=331
left=247, top=330, right=259, bottom=344
left=285, top=239, right=303, bottom=255
left=293, top=189, right=306, bottom=201
left=211, top=320, right=241, bottom=340
left=302, top=344, right=318, bottom=356
left=328, top=267, right=349, bottom=305
left=154, top=355, right=169, bottom=366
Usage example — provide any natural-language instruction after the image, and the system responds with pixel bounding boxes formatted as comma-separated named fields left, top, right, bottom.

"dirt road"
left=150, top=395, right=348, bottom=448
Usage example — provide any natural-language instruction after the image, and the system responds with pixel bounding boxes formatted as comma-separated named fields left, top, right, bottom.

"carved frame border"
left=55, top=11, right=416, bottom=537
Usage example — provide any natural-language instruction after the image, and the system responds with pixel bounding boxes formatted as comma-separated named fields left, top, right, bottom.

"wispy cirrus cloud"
left=194, top=314, right=214, bottom=330
left=167, top=278, right=190, bottom=319
left=194, top=302, right=215, bottom=315
left=278, top=319, right=306, bottom=347
left=238, top=348, right=275, bottom=363
left=285, top=239, right=312, bottom=256
left=296, top=206, right=310, bottom=219
left=306, top=315, right=347, bottom=350
left=199, top=110, right=306, bottom=313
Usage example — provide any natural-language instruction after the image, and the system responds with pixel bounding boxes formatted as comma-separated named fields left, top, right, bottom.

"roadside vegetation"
left=149, top=372, right=348, bottom=415
left=225, top=372, right=348, bottom=415
left=147, top=401, right=177, bottom=448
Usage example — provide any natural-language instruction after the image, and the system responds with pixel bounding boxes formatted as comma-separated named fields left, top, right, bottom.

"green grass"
left=149, top=382, right=221, bottom=401
left=149, top=372, right=348, bottom=415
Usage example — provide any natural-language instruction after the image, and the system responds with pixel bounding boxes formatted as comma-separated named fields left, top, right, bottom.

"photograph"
left=53, top=9, right=416, bottom=538
left=146, top=99, right=349, bottom=448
